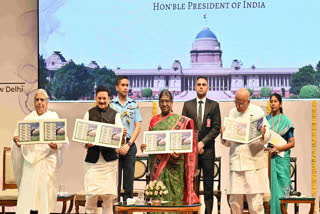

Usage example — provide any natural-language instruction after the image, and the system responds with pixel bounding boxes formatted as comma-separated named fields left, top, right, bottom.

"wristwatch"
left=127, top=141, right=133, bottom=146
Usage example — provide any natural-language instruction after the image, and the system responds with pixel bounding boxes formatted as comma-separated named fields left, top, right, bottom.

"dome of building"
left=190, top=27, right=222, bottom=68
left=195, top=28, right=217, bottom=40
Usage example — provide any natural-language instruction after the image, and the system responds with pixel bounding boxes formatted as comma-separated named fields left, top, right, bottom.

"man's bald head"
left=235, top=88, right=250, bottom=113
left=235, top=88, right=250, bottom=101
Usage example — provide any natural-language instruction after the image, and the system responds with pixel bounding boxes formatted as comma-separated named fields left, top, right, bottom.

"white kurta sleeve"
left=220, top=137, right=231, bottom=147
left=115, top=113, right=122, bottom=126
left=83, top=112, right=89, bottom=120
left=11, top=140, right=24, bottom=189
left=11, top=112, right=35, bottom=188
left=259, top=116, right=271, bottom=145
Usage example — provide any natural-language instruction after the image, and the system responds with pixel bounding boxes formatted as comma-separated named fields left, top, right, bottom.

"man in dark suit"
left=182, top=76, right=221, bottom=214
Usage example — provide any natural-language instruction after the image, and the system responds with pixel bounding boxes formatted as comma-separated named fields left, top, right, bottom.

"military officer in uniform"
left=110, top=75, right=142, bottom=202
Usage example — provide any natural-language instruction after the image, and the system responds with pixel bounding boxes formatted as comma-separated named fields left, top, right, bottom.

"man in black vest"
left=182, top=77, right=221, bottom=214
left=83, top=85, right=127, bottom=214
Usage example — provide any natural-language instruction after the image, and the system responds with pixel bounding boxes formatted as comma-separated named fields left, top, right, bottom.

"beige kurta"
left=222, top=104, right=271, bottom=194
left=12, top=110, right=66, bottom=214
left=83, top=112, right=122, bottom=198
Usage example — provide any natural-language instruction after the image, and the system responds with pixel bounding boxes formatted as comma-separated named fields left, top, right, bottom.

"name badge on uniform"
left=206, top=119, right=211, bottom=127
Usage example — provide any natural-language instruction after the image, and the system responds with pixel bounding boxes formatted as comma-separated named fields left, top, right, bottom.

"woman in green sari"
left=141, top=90, right=199, bottom=206
left=266, top=93, right=295, bottom=214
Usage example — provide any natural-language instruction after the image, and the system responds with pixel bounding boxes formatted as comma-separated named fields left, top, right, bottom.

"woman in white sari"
left=12, top=89, right=67, bottom=214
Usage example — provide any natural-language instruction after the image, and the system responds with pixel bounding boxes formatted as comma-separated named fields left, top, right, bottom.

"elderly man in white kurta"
left=221, top=88, right=271, bottom=214
left=12, top=89, right=67, bottom=214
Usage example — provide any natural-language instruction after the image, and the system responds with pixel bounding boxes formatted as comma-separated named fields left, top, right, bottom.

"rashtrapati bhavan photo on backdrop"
left=44, top=27, right=295, bottom=100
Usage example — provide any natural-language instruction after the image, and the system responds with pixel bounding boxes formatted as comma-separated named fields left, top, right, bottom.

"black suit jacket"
left=182, top=98, right=221, bottom=159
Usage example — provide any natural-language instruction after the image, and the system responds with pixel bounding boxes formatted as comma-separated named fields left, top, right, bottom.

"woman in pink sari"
left=141, top=90, right=199, bottom=205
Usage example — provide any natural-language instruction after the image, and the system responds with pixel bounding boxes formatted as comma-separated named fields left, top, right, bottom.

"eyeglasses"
left=234, top=101, right=248, bottom=108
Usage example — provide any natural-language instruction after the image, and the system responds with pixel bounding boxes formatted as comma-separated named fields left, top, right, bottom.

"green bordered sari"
left=266, top=113, right=294, bottom=214
left=148, top=113, right=199, bottom=212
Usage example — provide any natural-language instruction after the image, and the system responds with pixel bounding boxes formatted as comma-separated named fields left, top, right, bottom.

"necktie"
left=197, top=101, right=203, bottom=129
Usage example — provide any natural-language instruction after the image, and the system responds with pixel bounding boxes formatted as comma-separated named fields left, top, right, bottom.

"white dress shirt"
left=196, top=96, right=206, bottom=122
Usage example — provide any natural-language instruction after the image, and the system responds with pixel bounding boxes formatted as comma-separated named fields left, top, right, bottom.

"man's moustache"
left=99, top=102, right=106, bottom=105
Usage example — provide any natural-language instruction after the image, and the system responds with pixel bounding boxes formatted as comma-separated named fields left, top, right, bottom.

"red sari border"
left=150, top=114, right=199, bottom=204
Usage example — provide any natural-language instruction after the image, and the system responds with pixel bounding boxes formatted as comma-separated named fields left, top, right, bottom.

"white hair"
left=34, top=89, right=49, bottom=100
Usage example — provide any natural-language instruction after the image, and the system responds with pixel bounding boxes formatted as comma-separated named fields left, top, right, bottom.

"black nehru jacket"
left=85, top=106, right=118, bottom=163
